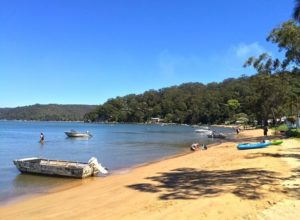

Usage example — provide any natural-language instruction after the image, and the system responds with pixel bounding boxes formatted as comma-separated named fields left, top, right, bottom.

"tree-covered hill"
left=84, top=71, right=300, bottom=125
left=85, top=19, right=300, bottom=125
left=0, top=104, right=97, bottom=121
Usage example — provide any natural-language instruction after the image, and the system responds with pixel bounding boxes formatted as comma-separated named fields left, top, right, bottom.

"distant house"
left=286, top=116, right=300, bottom=128
left=150, top=117, right=164, bottom=124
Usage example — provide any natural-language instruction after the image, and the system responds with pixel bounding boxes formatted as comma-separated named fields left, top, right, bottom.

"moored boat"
left=237, top=142, right=270, bottom=150
left=207, top=132, right=226, bottom=139
left=64, top=130, right=92, bottom=138
left=195, top=128, right=213, bottom=134
left=13, top=157, right=108, bottom=178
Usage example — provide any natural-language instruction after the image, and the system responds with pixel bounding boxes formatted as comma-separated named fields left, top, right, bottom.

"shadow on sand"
left=245, top=149, right=300, bottom=199
left=245, top=152, right=300, bottom=161
left=127, top=168, right=284, bottom=200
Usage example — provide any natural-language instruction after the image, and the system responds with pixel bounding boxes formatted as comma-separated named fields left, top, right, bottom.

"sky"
left=0, top=0, right=295, bottom=107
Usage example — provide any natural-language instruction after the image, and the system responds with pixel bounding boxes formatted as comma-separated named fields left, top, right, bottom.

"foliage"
left=274, top=123, right=288, bottom=131
left=243, top=19, right=300, bottom=126
left=267, top=20, right=300, bottom=68
left=294, top=0, right=300, bottom=22
left=84, top=71, right=300, bottom=124
left=227, top=99, right=240, bottom=111
left=285, top=128, right=300, bottom=137
left=0, top=104, right=97, bottom=121
left=234, top=113, right=249, bottom=123
left=244, top=20, right=300, bottom=71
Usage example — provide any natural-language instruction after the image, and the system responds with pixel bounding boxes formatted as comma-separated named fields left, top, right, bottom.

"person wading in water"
left=40, top=132, right=45, bottom=143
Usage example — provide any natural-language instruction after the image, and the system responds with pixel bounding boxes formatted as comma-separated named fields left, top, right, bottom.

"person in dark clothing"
left=263, top=126, right=268, bottom=136
left=40, top=132, right=44, bottom=143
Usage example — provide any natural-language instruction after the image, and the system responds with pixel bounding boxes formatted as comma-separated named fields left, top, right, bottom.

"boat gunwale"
left=14, top=158, right=89, bottom=165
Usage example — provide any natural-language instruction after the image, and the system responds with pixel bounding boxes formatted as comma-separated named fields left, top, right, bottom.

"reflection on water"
left=0, top=121, right=233, bottom=204
left=65, top=137, right=92, bottom=141
left=13, top=174, right=77, bottom=193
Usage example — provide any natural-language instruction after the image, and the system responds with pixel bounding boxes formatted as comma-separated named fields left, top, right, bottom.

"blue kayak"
left=237, top=142, right=270, bottom=150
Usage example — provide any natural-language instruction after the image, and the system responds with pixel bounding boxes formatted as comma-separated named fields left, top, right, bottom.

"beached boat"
left=270, top=140, right=283, bottom=145
left=64, top=130, right=92, bottom=138
left=13, top=157, right=108, bottom=178
left=207, top=132, right=226, bottom=139
left=236, top=142, right=270, bottom=150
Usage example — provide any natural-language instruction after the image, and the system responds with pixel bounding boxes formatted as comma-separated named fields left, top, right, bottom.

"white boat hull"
left=195, top=129, right=213, bottom=134
left=64, top=131, right=91, bottom=138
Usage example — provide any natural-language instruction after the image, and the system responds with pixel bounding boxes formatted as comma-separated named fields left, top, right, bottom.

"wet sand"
left=0, top=129, right=299, bottom=220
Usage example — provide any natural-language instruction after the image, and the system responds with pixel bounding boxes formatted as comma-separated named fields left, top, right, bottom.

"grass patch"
left=274, top=124, right=288, bottom=131
left=273, top=124, right=300, bottom=137
left=286, top=128, right=300, bottom=137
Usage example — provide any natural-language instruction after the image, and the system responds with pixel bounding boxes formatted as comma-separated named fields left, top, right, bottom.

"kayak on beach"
left=237, top=142, right=270, bottom=150
left=270, top=140, right=283, bottom=145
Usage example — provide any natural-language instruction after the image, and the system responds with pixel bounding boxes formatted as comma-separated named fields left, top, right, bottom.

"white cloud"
left=154, top=42, right=273, bottom=84
left=233, top=42, right=269, bottom=59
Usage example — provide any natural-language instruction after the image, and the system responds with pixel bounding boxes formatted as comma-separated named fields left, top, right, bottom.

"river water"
left=0, top=121, right=233, bottom=204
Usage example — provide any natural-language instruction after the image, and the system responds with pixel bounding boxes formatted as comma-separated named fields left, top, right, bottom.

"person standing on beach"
left=263, top=126, right=268, bottom=136
left=40, top=132, right=44, bottom=143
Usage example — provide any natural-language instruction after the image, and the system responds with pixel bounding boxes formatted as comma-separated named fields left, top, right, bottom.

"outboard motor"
left=88, top=157, right=108, bottom=175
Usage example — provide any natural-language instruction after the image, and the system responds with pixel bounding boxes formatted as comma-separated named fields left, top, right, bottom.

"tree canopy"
left=84, top=71, right=299, bottom=125
left=294, top=0, right=300, bottom=22
left=0, top=104, right=97, bottom=121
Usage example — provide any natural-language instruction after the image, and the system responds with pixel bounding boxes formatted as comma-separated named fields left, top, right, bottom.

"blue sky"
left=0, top=0, right=295, bottom=107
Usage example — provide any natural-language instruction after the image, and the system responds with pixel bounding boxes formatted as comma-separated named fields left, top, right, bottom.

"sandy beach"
left=0, top=129, right=299, bottom=220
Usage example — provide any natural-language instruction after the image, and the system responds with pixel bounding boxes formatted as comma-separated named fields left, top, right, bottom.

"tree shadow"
left=245, top=152, right=300, bottom=161
left=245, top=152, right=300, bottom=199
left=280, top=168, right=300, bottom=199
left=279, top=147, right=300, bottom=152
left=127, top=168, right=283, bottom=200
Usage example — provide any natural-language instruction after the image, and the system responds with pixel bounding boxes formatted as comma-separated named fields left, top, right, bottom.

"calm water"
left=0, top=121, right=233, bottom=204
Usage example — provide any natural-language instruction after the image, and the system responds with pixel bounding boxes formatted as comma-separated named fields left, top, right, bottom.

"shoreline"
left=1, top=138, right=226, bottom=207
left=0, top=145, right=200, bottom=207
left=1, top=129, right=299, bottom=219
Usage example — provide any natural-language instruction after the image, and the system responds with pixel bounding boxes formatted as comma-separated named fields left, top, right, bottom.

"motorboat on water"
left=207, top=132, right=226, bottom=139
left=64, top=130, right=92, bottom=138
left=194, top=126, right=212, bottom=134
left=195, top=128, right=213, bottom=134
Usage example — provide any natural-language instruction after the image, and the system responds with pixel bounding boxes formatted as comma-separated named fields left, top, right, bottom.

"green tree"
left=227, top=99, right=240, bottom=111
left=226, top=99, right=240, bottom=121
left=267, top=20, right=300, bottom=68
left=294, top=0, right=300, bottom=22
left=243, top=19, right=300, bottom=125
